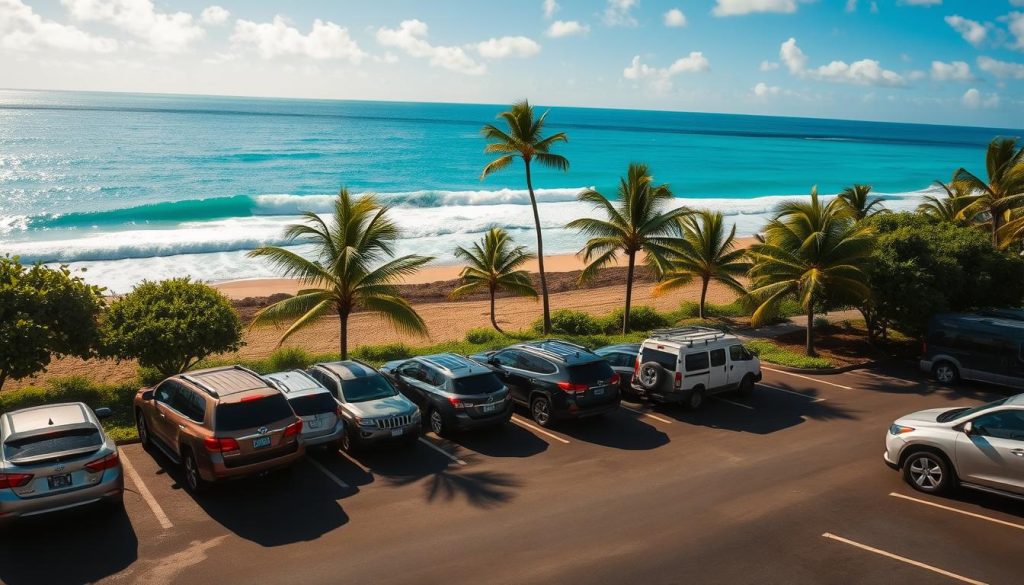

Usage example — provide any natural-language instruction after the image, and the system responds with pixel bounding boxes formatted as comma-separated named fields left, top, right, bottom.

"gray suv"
left=263, top=370, right=345, bottom=450
left=884, top=393, right=1024, bottom=499
left=307, top=361, right=421, bottom=451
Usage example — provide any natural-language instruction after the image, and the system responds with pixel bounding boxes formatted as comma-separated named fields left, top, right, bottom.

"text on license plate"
left=307, top=418, right=321, bottom=428
left=48, top=473, right=72, bottom=489
left=391, top=428, right=404, bottom=437
left=594, top=387, right=606, bottom=396
left=252, top=436, right=272, bottom=449
left=482, top=403, right=497, bottom=413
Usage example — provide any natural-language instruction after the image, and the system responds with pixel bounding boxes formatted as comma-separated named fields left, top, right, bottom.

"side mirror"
left=94, top=407, right=112, bottom=419
left=962, top=421, right=974, bottom=436
left=487, top=356, right=499, bottom=366
left=141, top=390, right=154, bottom=401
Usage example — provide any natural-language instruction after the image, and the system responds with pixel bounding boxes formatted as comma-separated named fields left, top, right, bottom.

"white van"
left=631, top=327, right=762, bottom=409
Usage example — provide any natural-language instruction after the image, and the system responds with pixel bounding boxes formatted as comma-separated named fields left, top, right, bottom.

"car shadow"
left=556, top=410, right=671, bottom=450
left=943, top=487, right=1024, bottom=520
left=852, top=361, right=1014, bottom=403
left=449, top=422, right=549, bottom=458
left=653, top=391, right=858, bottom=435
left=0, top=503, right=137, bottom=585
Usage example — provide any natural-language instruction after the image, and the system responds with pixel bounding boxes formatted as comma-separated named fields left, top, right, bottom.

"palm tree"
left=954, top=137, right=1024, bottom=245
left=745, top=187, right=875, bottom=356
left=917, top=180, right=979, bottom=224
left=248, top=188, right=433, bottom=359
left=655, top=210, right=749, bottom=319
left=481, top=100, right=568, bottom=334
left=837, top=184, right=887, bottom=221
left=450, top=228, right=537, bottom=333
left=566, top=163, right=688, bottom=334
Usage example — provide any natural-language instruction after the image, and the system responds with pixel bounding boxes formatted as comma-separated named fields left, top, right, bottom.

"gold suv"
left=134, top=366, right=304, bottom=492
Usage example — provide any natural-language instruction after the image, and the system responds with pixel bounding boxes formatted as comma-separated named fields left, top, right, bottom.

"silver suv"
left=263, top=370, right=345, bottom=450
left=884, top=393, right=1024, bottom=499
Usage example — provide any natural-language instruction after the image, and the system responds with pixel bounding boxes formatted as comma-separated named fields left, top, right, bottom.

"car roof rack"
left=420, top=353, right=477, bottom=373
left=647, top=327, right=728, bottom=348
left=181, top=365, right=264, bottom=398
left=524, top=339, right=590, bottom=361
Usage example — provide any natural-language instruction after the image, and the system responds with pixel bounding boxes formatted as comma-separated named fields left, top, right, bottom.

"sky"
left=1, top=0, right=1023, bottom=127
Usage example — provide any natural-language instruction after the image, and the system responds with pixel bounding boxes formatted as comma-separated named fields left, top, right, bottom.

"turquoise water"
left=0, top=89, right=1018, bottom=292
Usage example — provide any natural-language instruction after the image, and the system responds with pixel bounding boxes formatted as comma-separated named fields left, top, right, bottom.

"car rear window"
left=287, top=392, right=338, bottom=417
left=452, top=374, right=505, bottom=395
left=215, top=394, right=293, bottom=431
left=568, top=361, right=615, bottom=384
left=339, top=375, right=398, bottom=403
left=640, top=347, right=677, bottom=370
left=3, top=427, right=102, bottom=461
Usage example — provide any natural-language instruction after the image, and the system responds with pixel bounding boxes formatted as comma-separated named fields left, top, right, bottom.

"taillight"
left=448, top=396, right=470, bottom=409
left=674, top=371, right=682, bottom=390
left=0, top=473, right=33, bottom=489
left=336, top=405, right=344, bottom=418
left=204, top=437, right=240, bottom=452
left=240, top=395, right=266, bottom=403
left=283, top=420, right=303, bottom=438
left=84, top=452, right=120, bottom=474
left=634, top=356, right=641, bottom=374
left=557, top=381, right=589, bottom=394
left=610, top=374, right=621, bottom=386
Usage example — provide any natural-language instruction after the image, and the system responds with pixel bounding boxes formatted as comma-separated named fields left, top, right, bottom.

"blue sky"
left=1, top=0, right=1023, bottom=127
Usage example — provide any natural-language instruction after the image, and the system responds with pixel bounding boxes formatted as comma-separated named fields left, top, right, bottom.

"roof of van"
left=933, top=313, right=1024, bottom=331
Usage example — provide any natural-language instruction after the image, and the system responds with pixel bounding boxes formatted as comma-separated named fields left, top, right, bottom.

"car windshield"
left=288, top=393, right=338, bottom=417
left=937, top=397, right=1011, bottom=422
left=340, top=375, right=398, bottom=403
left=3, top=427, right=102, bottom=462
left=215, top=394, right=293, bottom=431
left=452, top=374, right=504, bottom=395
left=568, top=361, right=616, bottom=385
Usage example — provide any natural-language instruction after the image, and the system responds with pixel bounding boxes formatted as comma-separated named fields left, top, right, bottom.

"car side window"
left=685, top=352, right=710, bottom=372
left=399, top=362, right=422, bottom=380
left=178, top=389, right=206, bottom=423
left=309, top=370, right=340, bottom=397
left=493, top=350, right=521, bottom=368
left=729, top=345, right=746, bottom=361
left=710, top=348, right=726, bottom=367
left=971, top=410, right=1024, bottom=441
left=422, top=367, right=445, bottom=387
left=520, top=354, right=556, bottom=374
left=154, top=381, right=176, bottom=405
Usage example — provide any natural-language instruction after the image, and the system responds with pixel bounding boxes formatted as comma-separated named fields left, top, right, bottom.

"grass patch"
left=0, top=376, right=139, bottom=442
left=745, top=340, right=836, bottom=369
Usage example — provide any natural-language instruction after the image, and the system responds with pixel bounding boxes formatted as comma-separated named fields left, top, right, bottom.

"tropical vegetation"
left=952, top=137, right=1024, bottom=248
left=248, top=189, right=433, bottom=359
left=917, top=179, right=978, bottom=224
left=837, top=184, right=887, bottom=221
left=451, top=228, right=537, bottom=333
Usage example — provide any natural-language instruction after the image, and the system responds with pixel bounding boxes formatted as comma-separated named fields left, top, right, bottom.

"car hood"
left=895, top=407, right=960, bottom=427
left=343, top=395, right=416, bottom=418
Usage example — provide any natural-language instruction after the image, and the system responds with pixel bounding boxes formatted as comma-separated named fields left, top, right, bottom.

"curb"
left=116, top=438, right=141, bottom=446
left=761, top=361, right=874, bottom=375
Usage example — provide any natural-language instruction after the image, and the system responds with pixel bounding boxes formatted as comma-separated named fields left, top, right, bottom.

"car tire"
left=932, top=361, right=959, bottom=385
left=638, top=362, right=667, bottom=392
left=182, top=450, right=208, bottom=494
left=136, top=410, right=151, bottom=448
left=340, top=428, right=357, bottom=454
left=428, top=408, right=446, bottom=437
left=687, top=387, right=706, bottom=410
left=531, top=395, right=553, bottom=428
left=737, top=374, right=755, bottom=397
left=903, top=451, right=953, bottom=494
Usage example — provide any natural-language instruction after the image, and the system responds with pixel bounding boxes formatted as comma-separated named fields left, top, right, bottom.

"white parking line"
left=762, top=367, right=853, bottom=390
left=119, top=448, right=173, bottom=530
left=511, top=415, right=571, bottom=444
left=336, top=450, right=372, bottom=474
left=822, top=532, right=987, bottom=585
left=418, top=437, right=467, bottom=466
left=711, top=396, right=755, bottom=410
left=889, top=492, right=1024, bottom=532
left=308, top=458, right=351, bottom=490
left=757, top=383, right=827, bottom=402
left=621, top=405, right=674, bottom=424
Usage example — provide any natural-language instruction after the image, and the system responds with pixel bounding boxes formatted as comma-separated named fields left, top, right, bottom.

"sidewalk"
left=735, top=309, right=862, bottom=340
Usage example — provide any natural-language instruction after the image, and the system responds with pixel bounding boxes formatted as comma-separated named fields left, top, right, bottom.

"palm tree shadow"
left=386, top=469, right=523, bottom=509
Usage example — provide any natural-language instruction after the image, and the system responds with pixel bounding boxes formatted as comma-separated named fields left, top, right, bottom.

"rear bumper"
left=451, top=403, right=513, bottom=431
left=0, top=468, right=124, bottom=522
left=919, top=360, right=933, bottom=374
left=301, top=421, right=346, bottom=447
left=204, top=441, right=305, bottom=482
left=555, top=399, right=620, bottom=420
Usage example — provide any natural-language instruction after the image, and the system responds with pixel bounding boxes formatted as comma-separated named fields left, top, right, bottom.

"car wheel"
left=932, top=361, right=959, bottom=385
left=428, top=408, right=446, bottom=436
left=687, top=388, right=706, bottom=410
left=737, top=375, right=754, bottom=397
left=638, top=362, right=666, bottom=392
left=903, top=451, right=952, bottom=494
left=182, top=450, right=208, bottom=494
left=340, top=429, right=356, bottom=453
left=136, top=410, right=150, bottom=448
left=531, top=395, right=552, bottom=427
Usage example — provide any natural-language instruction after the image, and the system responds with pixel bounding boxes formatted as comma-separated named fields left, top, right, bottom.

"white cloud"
left=713, top=0, right=799, bottom=17
left=977, top=55, right=1024, bottom=79
left=200, top=6, right=229, bottom=26
left=664, top=8, right=687, bottom=27
left=62, top=0, right=204, bottom=53
left=753, top=82, right=780, bottom=96
left=845, top=0, right=857, bottom=12
left=1012, top=0, right=1024, bottom=7
left=376, top=19, right=485, bottom=75
left=543, top=0, right=559, bottom=19
left=476, top=36, right=540, bottom=59
left=232, top=16, right=366, bottom=63
left=603, top=0, right=637, bottom=27
left=0, top=0, right=117, bottom=53
left=624, top=53, right=710, bottom=92
left=546, top=20, right=589, bottom=37
left=930, top=60, right=972, bottom=81
left=1005, top=12, right=1024, bottom=50
left=760, top=60, right=779, bottom=71
left=907, top=69, right=926, bottom=81
left=779, top=37, right=904, bottom=86
left=944, top=15, right=987, bottom=46
left=962, top=87, right=999, bottom=109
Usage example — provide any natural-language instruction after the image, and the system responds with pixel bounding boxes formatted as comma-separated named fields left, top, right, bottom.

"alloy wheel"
left=532, top=398, right=550, bottom=426
left=935, top=365, right=955, bottom=384
left=690, top=391, right=703, bottom=409
left=909, top=456, right=943, bottom=489
left=137, top=413, right=148, bottom=445
left=430, top=410, right=444, bottom=435
left=185, top=455, right=199, bottom=492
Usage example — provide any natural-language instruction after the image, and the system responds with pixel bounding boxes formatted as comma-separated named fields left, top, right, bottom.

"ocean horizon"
left=1, top=88, right=1021, bottom=293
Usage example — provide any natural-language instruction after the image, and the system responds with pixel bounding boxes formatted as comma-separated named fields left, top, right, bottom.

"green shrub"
left=602, top=306, right=671, bottom=333
left=137, top=366, right=164, bottom=386
left=534, top=309, right=602, bottom=335
left=745, top=340, right=835, bottom=369
left=465, top=328, right=501, bottom=344
left=675, top=301, right=747, bottom=319
left=813, top=316, right=831, bottom=330
left=266, top=347, right=316, bottom=372
left=0, top=376, right=138, bottom=442
left=352, top=343, right=414, bottom=363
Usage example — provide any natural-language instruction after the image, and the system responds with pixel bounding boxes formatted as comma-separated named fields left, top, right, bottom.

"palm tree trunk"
left=806, top=301, right=816, bottom=357
left=489, top=284, right=504, bottom=334
left=623, top=251, right=636, bottom=334
left=524, top=159, right=551, bottom=334
left=339, top=309, right=349, bottom=360
left=992, top=206, right=1002, bottom=246
left=699, top=276, right=710, bottom=320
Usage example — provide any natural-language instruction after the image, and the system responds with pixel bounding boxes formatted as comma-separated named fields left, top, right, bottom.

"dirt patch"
left=773, top=321, right=917, bottom=367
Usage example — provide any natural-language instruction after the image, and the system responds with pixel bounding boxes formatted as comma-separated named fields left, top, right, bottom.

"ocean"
left=0, top=89, right=1019, bottom=293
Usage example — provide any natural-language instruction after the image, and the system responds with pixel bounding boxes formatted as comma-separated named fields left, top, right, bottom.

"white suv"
left=631, top=327, right=762, bottom=409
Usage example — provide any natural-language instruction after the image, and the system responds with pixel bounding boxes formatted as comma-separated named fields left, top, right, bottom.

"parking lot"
left=2, top=361, right=1022, bottom=585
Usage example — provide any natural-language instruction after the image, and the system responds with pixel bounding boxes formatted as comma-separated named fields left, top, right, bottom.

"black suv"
left=471, top=340, right=620, bottom=427
left=380, top=353, right=512, bottom=436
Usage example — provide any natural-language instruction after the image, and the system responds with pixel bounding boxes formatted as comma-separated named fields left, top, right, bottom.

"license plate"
left=594, top=387, right=606, bottom=396
left=48, top=474, right=71, bottom=489
left=307, top=418, right=322, bottom=429
left=252, top=436, right=272, bottom=449
left=391, top=428, right=404, bottom=437
left=482, top=403, right=497, bottom=413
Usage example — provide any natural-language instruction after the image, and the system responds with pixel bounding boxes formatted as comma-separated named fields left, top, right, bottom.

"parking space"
left=2, top=361, right=1021, bottom=585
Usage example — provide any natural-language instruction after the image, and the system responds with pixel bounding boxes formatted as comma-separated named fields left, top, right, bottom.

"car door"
left=310, top=370, right=342, bottom=402
left=393, top=362, right=425, bottom=404
left=954, top=409, right=1024, bottom=494
left=151, top=380, right=180, bottom=446
left=728, top=344, right=752, bottom=385
left=491, top=350, right=530, bottom=404
left=708, top=348, right=728, bottom=392
left=683, top=351, right=710, bottom=391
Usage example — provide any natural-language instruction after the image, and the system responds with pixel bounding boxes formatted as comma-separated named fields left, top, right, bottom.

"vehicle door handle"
left=729, top=365, right=733, bottom=370
left=1011, top=449, right=1024, bottom=457
left=158, top=411, right=166, bottom=419
left=178, top=424, right=186, bottom=430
